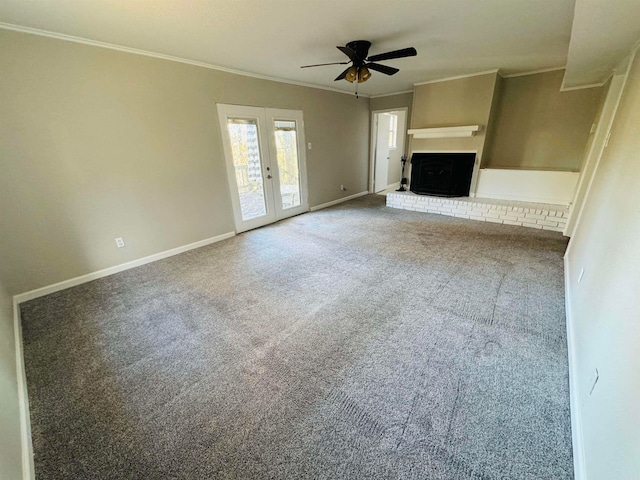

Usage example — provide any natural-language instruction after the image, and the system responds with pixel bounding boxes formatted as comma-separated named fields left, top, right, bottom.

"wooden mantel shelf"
left=408, top=125, right=482, bottom=139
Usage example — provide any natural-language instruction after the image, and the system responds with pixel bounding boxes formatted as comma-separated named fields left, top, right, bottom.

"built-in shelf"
left=408, top=125, right=482, bottom=139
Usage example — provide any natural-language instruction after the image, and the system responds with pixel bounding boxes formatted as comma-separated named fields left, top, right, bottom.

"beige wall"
left=484, top=70, right=603, bottom=171
left=370, top=92, right=412, bottom=114
left=565, top=48, right=640, bottom=478
left=0, top=29, right=370, bottom=294
left=410, top=72, right=499, bottom=191
left=0, top=282, right=22, bottom=480
left=481, top=74, right=504, bottom=164
left=411, top=73, right=498, bottom=129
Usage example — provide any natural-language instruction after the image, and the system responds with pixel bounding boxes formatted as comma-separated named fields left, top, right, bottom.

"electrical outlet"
left=307, top=142, right=312, bottom=150
left=578, top=268, right=585, bottom=283
left=340, top=184, right=347, bottom=191
left=115, top=237, right=125, bottom=248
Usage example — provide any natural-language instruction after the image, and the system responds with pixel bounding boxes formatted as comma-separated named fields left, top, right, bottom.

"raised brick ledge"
left=386, top=192, right=568, bottom=233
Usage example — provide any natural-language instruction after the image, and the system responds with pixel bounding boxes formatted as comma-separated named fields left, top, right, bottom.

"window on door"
left=227, top=118, right=267, bottom=221
left=388, top=113, right=398, bottom=149
left=274, top=120, right=302, bottom=210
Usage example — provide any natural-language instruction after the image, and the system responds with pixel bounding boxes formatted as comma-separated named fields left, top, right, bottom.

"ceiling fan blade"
left=366, top=63, right=400, bottom=76
left=337, top=46, right=358, bottom=62
left=367, top=47, right=417, bottom=62
left=300, top=61, right=350, bottom=68
left=334, top=66, right=352, bottom=81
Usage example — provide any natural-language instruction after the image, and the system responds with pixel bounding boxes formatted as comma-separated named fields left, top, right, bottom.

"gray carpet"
left=21, top=194, right=573, bottom=479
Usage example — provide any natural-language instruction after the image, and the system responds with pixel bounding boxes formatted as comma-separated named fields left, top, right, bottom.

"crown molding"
left=370, top=89, right=414, bottom=99
left=0, top=22, right=370, bottom=98
left=500, top=66, right=566, bottom=78
left=413, top=69, right=499, bottom=86
left=560, top=80, right=608, bottom=91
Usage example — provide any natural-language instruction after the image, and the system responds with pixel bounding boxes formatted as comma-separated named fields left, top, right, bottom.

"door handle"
left=267, top=175, right=272, bottom=179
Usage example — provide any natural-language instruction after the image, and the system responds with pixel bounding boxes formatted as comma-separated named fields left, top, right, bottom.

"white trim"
left=560, top=81, right=608, bottom=92
left=564, top=48, right=636, bottom=236
left=0, top=22, right=368, bottom=98
left=309, top=191, right=369, bottom=212
left=369, top=89, right=414, bottom=99
left=13, top=299, right=35, bottom=480
left=564, top=254, right=586, bottom=480
left=601, top=70, right=615, bottom=85
left=408, top=125, right=481, bottom=139
left=413, top=69, right=499, bottom=86
left=410, top=149, right=478, bottom=154
left=13, top=232, right=235, bottom=304
left=500, top=66, right=565, bottom=78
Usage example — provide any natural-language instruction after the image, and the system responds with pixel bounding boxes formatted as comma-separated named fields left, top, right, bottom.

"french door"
left=217, top=104, right=309, bottom=233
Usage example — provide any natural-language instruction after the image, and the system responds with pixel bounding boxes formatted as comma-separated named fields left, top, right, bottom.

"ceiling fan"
left=301, top=40, right=417, bottom=96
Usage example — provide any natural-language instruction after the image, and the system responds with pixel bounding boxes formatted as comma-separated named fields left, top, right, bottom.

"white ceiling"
left=0, top=0, right=637, bottom=96
left=563, top=0, right=640, bottom=89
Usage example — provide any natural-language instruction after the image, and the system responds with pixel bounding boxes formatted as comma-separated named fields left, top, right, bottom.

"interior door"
left=217, top=104, right=308, bottom=233
left=374, top=113, right=391, bottom=192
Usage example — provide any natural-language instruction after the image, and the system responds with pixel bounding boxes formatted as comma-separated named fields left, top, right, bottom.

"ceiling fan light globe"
left=358, top=67, right=371, bottom=83
left=345, top=66, right=358, bottom=83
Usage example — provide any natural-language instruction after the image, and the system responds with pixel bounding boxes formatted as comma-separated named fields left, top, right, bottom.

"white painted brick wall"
left=537, top=219, right=558, bottom=227
left=386, top=192, right=568, bottom=234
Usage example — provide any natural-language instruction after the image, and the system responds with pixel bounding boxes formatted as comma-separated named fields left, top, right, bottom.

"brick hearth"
left=386, top=191, right=568, bottom=233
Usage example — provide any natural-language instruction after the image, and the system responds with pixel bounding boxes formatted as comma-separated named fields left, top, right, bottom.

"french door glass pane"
left=274, top=120, right=301, bottom=210
left=227, top=118, right=267, bottom=220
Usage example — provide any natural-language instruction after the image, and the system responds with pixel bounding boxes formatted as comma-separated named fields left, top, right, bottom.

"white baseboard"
left=564, top=255, right=586, bottom=480
left=309, top=191, right=369, bottom=212
left=13, top=299, right=34, bottom=480
left=12, top=231, right=236, bottom=479
left=14, top=232, right=235, bottom=305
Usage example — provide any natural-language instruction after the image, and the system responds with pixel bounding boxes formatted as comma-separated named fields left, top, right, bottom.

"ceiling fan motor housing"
left=346, top=40, right=371, bottom=64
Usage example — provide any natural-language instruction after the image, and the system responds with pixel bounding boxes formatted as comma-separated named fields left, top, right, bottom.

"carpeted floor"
left=21, top=194, right=573, bottom=479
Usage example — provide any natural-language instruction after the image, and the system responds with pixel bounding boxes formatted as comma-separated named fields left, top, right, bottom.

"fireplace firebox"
left=410, top=152, right=476, bottom=197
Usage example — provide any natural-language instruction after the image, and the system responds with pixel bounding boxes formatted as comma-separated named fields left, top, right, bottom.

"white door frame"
left=369, top=107, right=408, bottom=192
left=217, top=104, right=309, bottom=233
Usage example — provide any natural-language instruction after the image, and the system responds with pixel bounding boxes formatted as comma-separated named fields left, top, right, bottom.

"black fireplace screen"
left=410, top=152, right=476, bottom=197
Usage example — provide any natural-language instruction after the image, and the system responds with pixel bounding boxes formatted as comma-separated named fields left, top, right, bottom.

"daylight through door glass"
left=274, top=120, right=301, bottom=209
left=227, top=118, right=267, bottom=220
